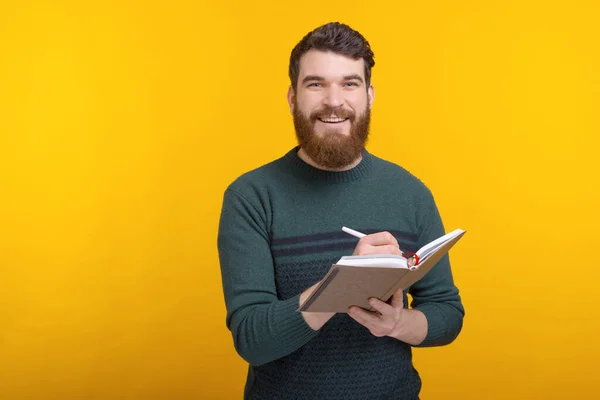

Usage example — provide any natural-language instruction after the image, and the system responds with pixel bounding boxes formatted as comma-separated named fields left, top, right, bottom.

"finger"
left=368, top=297, right=395, bottom=317
left=359, top=244, right=403, bottom=256
left=391, top=288, right=404, bottom=309
left=348, top=306, right=380, bottom=327
left=360, top=231, right=399, bottom=247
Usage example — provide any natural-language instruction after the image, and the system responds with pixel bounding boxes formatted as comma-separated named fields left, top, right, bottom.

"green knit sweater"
left=217, top=147, right=464, bottom=399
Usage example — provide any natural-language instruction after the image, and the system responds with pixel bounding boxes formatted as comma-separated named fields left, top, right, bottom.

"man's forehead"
left=298, top=50, right=365, bottom=80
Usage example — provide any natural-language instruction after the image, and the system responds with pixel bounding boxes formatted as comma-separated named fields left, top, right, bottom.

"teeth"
left=320, top=118, right=346, bottom=123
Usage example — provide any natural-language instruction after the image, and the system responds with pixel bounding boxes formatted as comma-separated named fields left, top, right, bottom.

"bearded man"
left=217, top=22, right=465, bottom=400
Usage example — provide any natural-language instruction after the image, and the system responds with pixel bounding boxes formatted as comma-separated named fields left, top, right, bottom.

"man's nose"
left=322, top=86, right=344, bottom=109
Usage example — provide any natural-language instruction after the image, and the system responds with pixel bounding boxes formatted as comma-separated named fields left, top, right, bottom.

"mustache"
left=311, top=107, right=355, bottom=120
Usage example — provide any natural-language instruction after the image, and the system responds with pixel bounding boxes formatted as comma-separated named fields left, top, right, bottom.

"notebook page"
left=416, top=229, right=465, bottom=260
left=335, top=254, right=409, bottom=269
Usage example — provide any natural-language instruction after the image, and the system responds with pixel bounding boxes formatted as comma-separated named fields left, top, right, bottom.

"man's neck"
left=297, top=147, right=363, bottom=172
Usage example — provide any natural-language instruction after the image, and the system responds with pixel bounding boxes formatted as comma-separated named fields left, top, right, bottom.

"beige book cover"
left=298, top=229, right=466, bottom=313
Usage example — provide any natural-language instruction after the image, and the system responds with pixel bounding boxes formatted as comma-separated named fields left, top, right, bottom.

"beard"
left=292, top=105, right=371, bottom=169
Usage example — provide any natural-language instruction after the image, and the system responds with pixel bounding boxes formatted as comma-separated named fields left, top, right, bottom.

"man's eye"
left=344, top=82, right=359, bottom=87
left=308, top=83, right=322, bottom=87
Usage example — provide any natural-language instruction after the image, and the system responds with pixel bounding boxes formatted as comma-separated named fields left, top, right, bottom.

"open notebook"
left=298, top=229, right=466, bottom=313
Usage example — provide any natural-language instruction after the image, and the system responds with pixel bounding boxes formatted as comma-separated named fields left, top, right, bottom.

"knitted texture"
left=217, top=147, right=465, bottom=399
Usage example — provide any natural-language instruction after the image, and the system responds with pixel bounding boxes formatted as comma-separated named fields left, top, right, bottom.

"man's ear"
left=368, top=83, right=375, bottom=110
left=287, top=85, right=295, bottom=114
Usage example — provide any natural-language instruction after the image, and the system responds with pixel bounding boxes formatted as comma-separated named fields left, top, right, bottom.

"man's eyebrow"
left=301, top=74, right=365, bottom=84
left=343, top=74, right=364, bottom=83
left=302, top=75, right=325, bottom=84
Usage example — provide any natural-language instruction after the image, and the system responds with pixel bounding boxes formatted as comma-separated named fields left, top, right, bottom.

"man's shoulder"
left=224, top=153, right=289, bottom=196
left=370, top=152, right=433, bottom=198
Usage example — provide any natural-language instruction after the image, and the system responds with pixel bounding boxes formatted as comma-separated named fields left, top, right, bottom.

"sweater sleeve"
left=217, top=187, right=319, bottom=366
left=409, top=193, right=465, bottom=347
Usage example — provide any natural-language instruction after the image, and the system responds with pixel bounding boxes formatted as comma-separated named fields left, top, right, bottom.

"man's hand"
left=348, top=288, right=427, bottom=345
left=352, top=231, right=403, bottom=256
left=347, top=232, right=428, bottom=345
left=348, top=287, right=406, bottom=337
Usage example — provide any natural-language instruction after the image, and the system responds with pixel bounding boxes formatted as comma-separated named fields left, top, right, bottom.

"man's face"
left=288, top=50, right=374, bottom=169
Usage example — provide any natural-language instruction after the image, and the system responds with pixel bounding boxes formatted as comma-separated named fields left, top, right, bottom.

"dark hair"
left=289, top=22, right=375, bottom=92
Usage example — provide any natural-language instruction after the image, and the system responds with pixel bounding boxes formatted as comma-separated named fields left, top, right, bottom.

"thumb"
left=391, top=288, right=404, bottom=308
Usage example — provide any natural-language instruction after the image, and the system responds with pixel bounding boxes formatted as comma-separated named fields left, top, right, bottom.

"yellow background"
left=1, top=1, right=599, bottom=399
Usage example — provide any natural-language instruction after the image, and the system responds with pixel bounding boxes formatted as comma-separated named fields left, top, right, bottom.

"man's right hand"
left=352, top=231, right=403, bottom=256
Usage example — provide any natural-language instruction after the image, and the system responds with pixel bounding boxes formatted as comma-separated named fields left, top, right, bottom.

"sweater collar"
left=282, top=146, right=373, bottom=183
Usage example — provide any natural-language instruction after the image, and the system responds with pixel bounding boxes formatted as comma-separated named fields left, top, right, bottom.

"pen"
left=342, top=226, right=366, bottom=238
left=342, top=226, right=410, bottom=263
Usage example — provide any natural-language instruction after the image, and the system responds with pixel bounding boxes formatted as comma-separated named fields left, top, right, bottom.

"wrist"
left=391, top=309, right=428, bottom=345
left=299, top=281, right=335, bottom=331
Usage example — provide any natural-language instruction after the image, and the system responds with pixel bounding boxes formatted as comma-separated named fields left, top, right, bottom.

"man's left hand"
left=348, top=287, right=405, bottom=338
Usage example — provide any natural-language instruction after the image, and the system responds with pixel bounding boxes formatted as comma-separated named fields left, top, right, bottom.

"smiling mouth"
left=317, top=117, right=348, bottom=124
